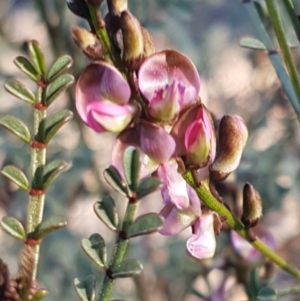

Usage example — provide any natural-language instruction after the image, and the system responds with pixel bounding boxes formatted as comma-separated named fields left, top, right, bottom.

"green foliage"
left=1, top=165, right=29, bottom=191
left=111, top=259, right=143, bottom=278
left=0, top=216, right=25, bottom=240
left=74, top=275, right=96, bottom=301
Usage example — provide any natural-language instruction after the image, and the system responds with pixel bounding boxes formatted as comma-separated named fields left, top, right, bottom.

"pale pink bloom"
left=76, top=61, right=137, bottom=133
left=138, top=50, right=200, bottom=123
left=187, top=213, right=216, bottom=259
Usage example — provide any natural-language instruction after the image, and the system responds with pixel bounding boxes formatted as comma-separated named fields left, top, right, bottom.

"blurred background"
left=0, top=0, right=300, bottom=300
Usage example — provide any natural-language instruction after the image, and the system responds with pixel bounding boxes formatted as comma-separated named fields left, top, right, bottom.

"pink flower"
left=111, top=120, right=175, bottom=178
left=138, top=50, right=200, bottom=123
left=184, top=106, right=215, bottom=167
left=76, top=61, right=137, bottom=133
left=187, top=213, right=216, bottom=259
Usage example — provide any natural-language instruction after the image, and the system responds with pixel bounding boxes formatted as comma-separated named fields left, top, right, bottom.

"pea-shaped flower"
left=138, top=50, right=200, bottom=123
left=76, top=62, right=137, bottom=133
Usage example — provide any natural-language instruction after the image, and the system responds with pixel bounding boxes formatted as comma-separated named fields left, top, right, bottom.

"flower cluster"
left=74, top=0, right=248, bottom=260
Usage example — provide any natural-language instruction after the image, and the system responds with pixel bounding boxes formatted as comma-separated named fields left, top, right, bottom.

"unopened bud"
left=141, top=27, right=155, bottom=57
left=107, top=0, right=127, bottom=16
left=120, top=10, right=144, bottom=71
left=71, top=26, right=104, bottom=60
left=241, top=183, right=262, bottom=228
left=67, top=0, right=90, bottom=20
left=210, top=115, right=248, bottom=182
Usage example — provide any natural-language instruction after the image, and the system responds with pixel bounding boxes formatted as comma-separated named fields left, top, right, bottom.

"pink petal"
left=139, top=120, right=175, bottom=163
left=159, top=204, right=196, bottom=236
left=157, top=159, right=190, bottom=209
left=76, top=62, right=131, bottom=123
left=186, top=214, right=216, bottom=259
left=138, top=50, right=200, bottom=106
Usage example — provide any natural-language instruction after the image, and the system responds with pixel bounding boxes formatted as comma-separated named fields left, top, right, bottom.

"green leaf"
left=103, top=166, right=128, bottom=196
left=44, top=110, right=73, bottom=143
left=14, top=56, right=39, bottom=81
left=46, top=55, right=73, bottom=82
left=45, top=74, right=74, bottom=106
left=111, top=259, right=143, bottom=278
left=28, top=40, right=46, bottom=76
left=5, top=79, right=35, bottom=104
left=126, top=213, right=163, bottom=238
left=30, top=216, right=67, bottom=239
left=1, top=165, right=29, bottom=191
left=136, top=177, right=161, bottom=200
left=31, top=289, right=49, bottom=301
left=0, top=216, right=25, bottom=240
left=0, top=115, right=31, bottom=143
left=81, top=234, right=107, bottom=268
left=257, top=286, right=277, bottom=301
left=123, top=147, right=140, bottom=192
left=30, top=289, right=49, bottom=301
left=74, top=275, right=96, bottom=301
left=239, top=37, right=266, bottom=50
left=94, top=196, right=119, bottom=231
left=42, top=160, right=68, bottom=189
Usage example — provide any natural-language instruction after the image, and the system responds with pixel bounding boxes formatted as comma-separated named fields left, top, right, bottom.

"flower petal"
left=138, top=50, right=200, bottom=106
left=159, top=204, right=196, bottom=236
left=76, top=62, right=131, bottom=123
left=186, top=214, right=216, bottom=259
left=139, top=120, right=175, bottom=163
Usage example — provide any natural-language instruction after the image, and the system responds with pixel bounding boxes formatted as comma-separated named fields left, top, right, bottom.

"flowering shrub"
left=1, top=0, right=300, bottom=301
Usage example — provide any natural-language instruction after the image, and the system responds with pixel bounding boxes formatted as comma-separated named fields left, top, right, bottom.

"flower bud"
left=184, top=107, right=211, bottom=168
left=67, top=0, right=90, bottom=20
left=241, top=183, right=262, bottom=228
left=71, top=26, right=104, bottom=60
left=120, top=10, right=144, bottom=71
left=107, top=0, right=127, bottom=16
left=210, top=115, right=248, bottom=182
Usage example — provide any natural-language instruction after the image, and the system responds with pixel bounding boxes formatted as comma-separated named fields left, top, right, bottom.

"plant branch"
left=26, top=86, right=47, bottom=280
left=97, top=201, right=138, bottom=301
left=282, top=0, right=300, bottom=41
left=243, top=0, right=300, bottom=117
left=265, top=0, right=300, bottom=107
left=183, top=170, right=300, bottom=279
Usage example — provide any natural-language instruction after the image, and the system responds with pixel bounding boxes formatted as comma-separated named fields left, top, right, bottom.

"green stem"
left=26, top=86, right=47, bottom=280
left=97, top=201, right=138, bottom=301
left=183, top=171, right=300, bottom=279
left=265, top=0, right=300, bottom=106
left=87, top=3, right=127, bottom=76
left=243, top=0, right=300, bottom=116
left=282, top=0, right=300, bottom=41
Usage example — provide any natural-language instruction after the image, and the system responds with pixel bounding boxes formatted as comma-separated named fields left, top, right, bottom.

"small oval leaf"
left=0, top=115, right=31, bottom=143
left=14, top=56, right=39, bottom=81
left=31, top=288, right=49, bottom=301
left=103, top=166, right=128, bottom=196
left=44, top=110, right=73, bottom=143
left=239, top=37, right=267, bottom=50
left=42, top=160, right=68, bottom=189
left=257, top=286, right=277, bottom=301
left=136, top=177, right=161, bottom=200
left=28, top=40, right=46, bottom=76
left=0, top=216, right=25, bottom=240
left=30, top=216, right=67, bottom=239
left=81, top=234, right=107, bottom=268
left=74, top=275, right=96, bottom=301
left=45, top=74, right=74, bottom=106
left=1, top=165, right=29, bottom=191
left=94, top=196, right=119, bottom=231
left=111, top=259, right=143, bottom=278
left=5, top=79, right=35, bottom=104
left=126, top=213, right=163, bottom=238
left=123, top=147, right=140, bottom=192
left=46, top=55, right=73, bottom=82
